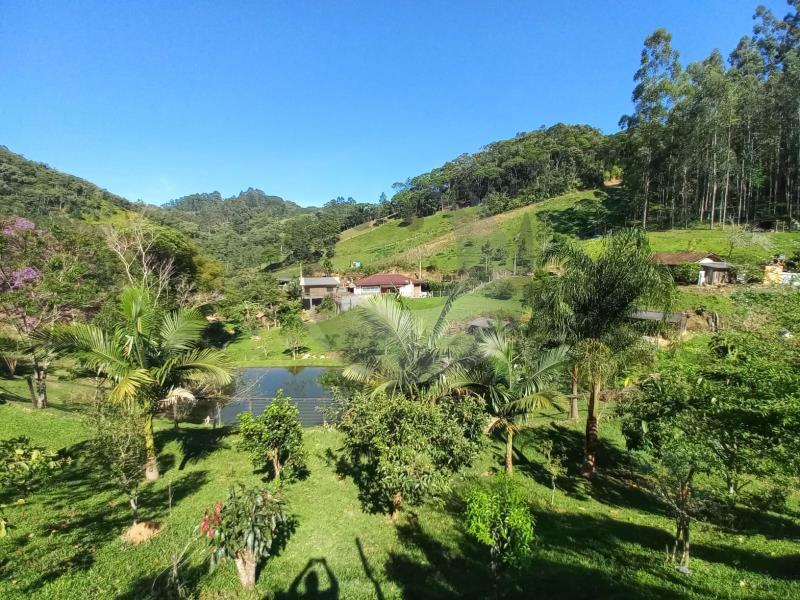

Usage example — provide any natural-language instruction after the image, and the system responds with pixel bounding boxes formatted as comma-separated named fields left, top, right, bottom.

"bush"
left=87, top=404, right=148, bottom=524
left=0, top=436, right=70, bottom=537
left=483, top=279, right=515, bottom=300
left=669, top=263, right=699, bottom=285
left=339, top=393, right=484, bottom=515
left=465, top=474, right=534, bottom=570
left=0, top=436, right=69, bottom=495
left=199, top=484, right=291, bottom=589
left=238, top=392, right=307, bottom=484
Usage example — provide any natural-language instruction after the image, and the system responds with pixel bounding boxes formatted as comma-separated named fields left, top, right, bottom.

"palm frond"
left=109, top=368, right=154, bottom=403
left=160, top=308, right=205, bottom=352
left=168, top=348, right=234, bottom=387
left=358, top=294, right=420, bottom=355
left=430, top=283, right=465, bottom=342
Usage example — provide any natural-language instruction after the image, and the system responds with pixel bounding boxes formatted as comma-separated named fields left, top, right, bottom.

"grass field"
left=1, top=382, right=798, bottom=599
left=224, top=282, right=529, bottom=367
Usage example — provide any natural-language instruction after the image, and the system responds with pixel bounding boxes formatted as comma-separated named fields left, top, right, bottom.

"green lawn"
left=224, top=282, right=528, bottom=367
left=1, top=387, right=797, bottom=599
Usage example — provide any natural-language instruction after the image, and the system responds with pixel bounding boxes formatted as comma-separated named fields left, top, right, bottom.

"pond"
left=190, top=367, right=336, bottom=427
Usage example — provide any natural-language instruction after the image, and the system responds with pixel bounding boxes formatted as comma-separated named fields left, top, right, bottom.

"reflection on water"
left=192, top=367, right=336, bottom=427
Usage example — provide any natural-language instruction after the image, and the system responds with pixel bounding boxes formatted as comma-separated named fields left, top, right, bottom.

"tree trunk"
left=29, top=360, right=48, bottom=409
left=144, top=413, right=160, bottom=481
left=130, top=495, right=139, bottom=524
left=271, top=450, right=282, bottom=485
left=505, top=431, right=514, bottom=475
left=581, top=386, right=599, bottom=478
left=569, top=365, right=579, bottom=420
left=389, top=492, right=403, bottom=521
left=234, top=550, right=258, bottom=589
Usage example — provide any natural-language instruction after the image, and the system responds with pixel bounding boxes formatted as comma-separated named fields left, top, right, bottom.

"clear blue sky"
left=0, top=0, right=786, bottom=207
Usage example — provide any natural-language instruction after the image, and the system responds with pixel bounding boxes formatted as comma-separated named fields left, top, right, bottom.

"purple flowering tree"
left=0, top=216, right=96, bottom=408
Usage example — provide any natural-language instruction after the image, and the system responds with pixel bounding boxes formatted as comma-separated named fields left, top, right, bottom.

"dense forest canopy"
left=0, top=146, right=133, bottom=218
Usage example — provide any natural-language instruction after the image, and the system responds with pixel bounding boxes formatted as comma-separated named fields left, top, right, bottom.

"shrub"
left=483, top=279, right=515, bottom=300
left=87, top=403, right=148, bottom=524
left=339, top=393, right=484, bottom=516
left=465, top=474, right=534, bottom=571
left=0, top=436, right=70, bottom=537
left=200, top=484, right=291, bottom=589
left=238, top=392, right=307, bottom=484
left=0, top=436, right=69, bottom=495
left=669, top=263, right=699, bottom=285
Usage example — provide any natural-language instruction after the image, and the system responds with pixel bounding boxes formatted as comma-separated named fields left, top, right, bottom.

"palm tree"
left=50, top=287, right=233, bottom=480
left=342, top=289, right=465, bottom=401
left=528, top=228, right=672, bottom=475
left=471, top=328, right=567, bottom=474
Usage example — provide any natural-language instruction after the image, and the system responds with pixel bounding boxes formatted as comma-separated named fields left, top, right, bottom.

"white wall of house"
left=354, top=285, right=381, bottom=295
left=397, top=282, right=416, bottom=297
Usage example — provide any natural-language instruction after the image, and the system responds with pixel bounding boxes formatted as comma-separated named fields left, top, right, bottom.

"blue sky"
left=0, top=0, right=786, bottom=207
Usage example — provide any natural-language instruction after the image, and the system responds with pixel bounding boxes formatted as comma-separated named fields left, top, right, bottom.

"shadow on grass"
left=275, top=557, right=340, bottom=599
left=4, top=429, right=210, bottom=596
left=115, top=553, right=210, bottom=600
left=385, top=505, right=721, bottom=599
left=693, top=543, right=800, bottom=581
left=155, top=425, right=233, bottom=471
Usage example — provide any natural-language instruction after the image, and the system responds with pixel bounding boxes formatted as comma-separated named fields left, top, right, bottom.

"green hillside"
left=281, top=188, right=799, bottom=277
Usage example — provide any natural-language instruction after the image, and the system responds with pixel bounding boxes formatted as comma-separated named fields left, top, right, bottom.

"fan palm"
left=49, top=287, right=233, bottom=480
left=471, top=328, right=567, bottom=474
left=342, top=289, right=465, bottom=401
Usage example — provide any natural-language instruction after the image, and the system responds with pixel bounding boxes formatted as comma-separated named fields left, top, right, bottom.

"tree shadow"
left=155, top=426, right=232, bottom=471
left=115, top=552, right=210, bottom=600
left=693, top=543, right=800, bottom=581
left=514, top=424, right=660, bottom=513
left=202, top=321, right=240, bottom=349
left=385, top=514, right=492, bottom=599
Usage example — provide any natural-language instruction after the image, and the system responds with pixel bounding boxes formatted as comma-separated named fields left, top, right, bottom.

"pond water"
left=191, top=367, right=336, bottom=427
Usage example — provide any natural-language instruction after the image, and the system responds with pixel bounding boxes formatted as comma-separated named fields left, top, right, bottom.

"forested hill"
left=161, top=188, right=306, bottom=233
left=0, top=145, right=133, bottom=218
left=388, top=123, right=608, bottom=220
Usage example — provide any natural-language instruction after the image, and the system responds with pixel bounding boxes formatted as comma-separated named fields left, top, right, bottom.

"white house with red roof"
left=352, top=273, right=422, bottom=297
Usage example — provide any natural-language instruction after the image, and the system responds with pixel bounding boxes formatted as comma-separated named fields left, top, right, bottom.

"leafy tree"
left=339, top=392, right=484, bottom=516
left=468, top=328, right=566, bottom=474
left=87, top=403, right=148, bottom=524
left=237, top=393, right=307, bottom=484
left=281, top=317, right=307, bottom=361
left=48, top=287, right=233, bottom=480
left=0, top=216, right=107, bottom=408
left=199, top=485, right=291, bottom=589
left=465, top=474, right=534, bottom=573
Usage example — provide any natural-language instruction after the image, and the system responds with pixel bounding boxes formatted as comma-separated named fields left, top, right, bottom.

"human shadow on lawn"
left=275, top=557, right=341, bottom=599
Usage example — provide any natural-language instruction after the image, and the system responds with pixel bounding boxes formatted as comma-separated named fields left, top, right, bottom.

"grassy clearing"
left=1, top=389, right=797, bottom=599
left=223, top=282, right=528, bottom=367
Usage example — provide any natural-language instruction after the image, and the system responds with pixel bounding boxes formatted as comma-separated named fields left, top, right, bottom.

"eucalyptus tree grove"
left=619, top=2, right=800, bottom=229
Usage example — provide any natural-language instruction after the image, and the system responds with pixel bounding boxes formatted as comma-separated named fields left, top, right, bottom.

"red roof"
left=356, top=273, right=420, bottom=286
